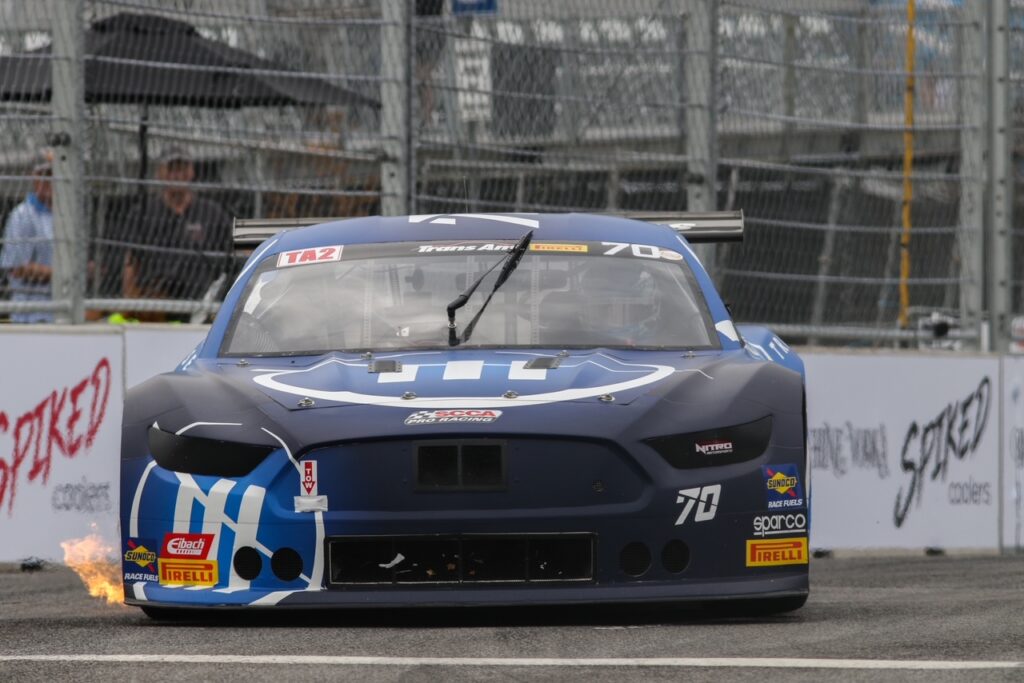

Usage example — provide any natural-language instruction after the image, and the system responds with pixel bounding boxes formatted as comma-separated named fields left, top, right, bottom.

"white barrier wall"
left=804, top=353, right=1000, bottom=550
left=0, top=328, right=124, bottom=560
left=0, top=329, right=1020, bottom=560
left=1001, top=357, right=1024, bottom=551
left=0, top=326, right=204, bottom=562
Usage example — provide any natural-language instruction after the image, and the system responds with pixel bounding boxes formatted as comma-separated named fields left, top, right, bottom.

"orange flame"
left=60, top=524, right=125, bottom=606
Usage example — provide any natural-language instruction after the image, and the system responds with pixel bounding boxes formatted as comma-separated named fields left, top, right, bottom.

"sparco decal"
left=405, top=409, right=502, bottom=425
left=0, top=357, right=112, bottom=516
left=753, top=513, right=807, bottom=538
left=675, top=484, right=721, bottom=525
left=894, top=376, right=990, bottom=528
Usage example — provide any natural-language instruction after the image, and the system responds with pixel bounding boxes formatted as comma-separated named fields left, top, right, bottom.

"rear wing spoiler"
left=232, top=217, right=337, bottom=248
left=619, top=210, right=743, bottom=243
left=234, top=211, right=744, bottom=248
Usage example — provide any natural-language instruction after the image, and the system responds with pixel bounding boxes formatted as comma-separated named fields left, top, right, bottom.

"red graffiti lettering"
left=0, top=357, right=112, bottom=515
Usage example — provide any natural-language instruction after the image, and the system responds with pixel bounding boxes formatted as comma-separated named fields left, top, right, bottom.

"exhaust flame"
left=60, top=524, right=125, bottom=606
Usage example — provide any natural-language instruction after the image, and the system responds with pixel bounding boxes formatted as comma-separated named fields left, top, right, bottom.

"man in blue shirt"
left=0, top=156, right=54, bottom=323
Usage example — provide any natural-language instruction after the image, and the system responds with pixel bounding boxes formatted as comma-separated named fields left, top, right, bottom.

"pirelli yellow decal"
left=529, top=243, right=588, bottom=253
left=745, top=537, right=808, bottom=567
left=158, top=559, right=219, bottom=586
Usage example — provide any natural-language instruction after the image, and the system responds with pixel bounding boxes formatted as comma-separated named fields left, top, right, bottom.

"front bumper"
left=121, top=434, right=809, bottom=609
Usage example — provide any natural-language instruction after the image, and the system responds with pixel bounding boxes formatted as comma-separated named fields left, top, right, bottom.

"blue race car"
left=120, top=211, right=808, bottom=619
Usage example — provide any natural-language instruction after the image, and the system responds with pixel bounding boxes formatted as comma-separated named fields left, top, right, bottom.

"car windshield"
left=221, top=240, right=718, bottom=355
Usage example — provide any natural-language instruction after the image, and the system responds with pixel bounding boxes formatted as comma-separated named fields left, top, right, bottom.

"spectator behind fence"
left=117, top=147, right=232, bottom=322
left=415, top=0, right=446, bottom=127
left=0, top=153, right=54, bottom=323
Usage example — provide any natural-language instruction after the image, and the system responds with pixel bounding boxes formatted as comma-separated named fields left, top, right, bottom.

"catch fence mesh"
left=0, top=0, right=998, bottom=343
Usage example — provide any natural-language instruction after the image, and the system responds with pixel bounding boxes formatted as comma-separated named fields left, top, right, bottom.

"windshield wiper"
left=446, top=230, right=534, bottom=347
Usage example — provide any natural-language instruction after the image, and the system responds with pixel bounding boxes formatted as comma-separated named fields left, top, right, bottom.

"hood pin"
left=297, top=397, right=315, bottom=408
left=402, top=391, right=417, bottom=400
left=503, top=390, right=519, bottom=399
left=598, top=394, right=615, bottom=403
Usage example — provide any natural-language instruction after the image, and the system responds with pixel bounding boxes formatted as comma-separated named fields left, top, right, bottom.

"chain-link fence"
left=0, top=0, right=1014, bottom=349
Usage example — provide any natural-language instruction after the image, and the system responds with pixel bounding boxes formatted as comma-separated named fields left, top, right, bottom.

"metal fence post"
left=380, top=0, right=410, bottom=216
left=959, top=0, right=985, bottom=349
left=49, top=0, right=86, bottom=323
left=987, top=0, right=1012, bottom=352
left=684, top=0, right=718, bottom=273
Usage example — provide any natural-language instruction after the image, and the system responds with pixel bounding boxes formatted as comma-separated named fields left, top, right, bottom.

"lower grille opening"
left=328, top=534, right=594, bottom=585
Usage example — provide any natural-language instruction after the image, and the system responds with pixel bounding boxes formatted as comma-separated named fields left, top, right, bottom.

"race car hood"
left=124, top=347, right=802, bottom=458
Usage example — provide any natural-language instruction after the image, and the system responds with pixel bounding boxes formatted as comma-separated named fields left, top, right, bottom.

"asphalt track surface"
left=1, top=554, right=1022, bottom=682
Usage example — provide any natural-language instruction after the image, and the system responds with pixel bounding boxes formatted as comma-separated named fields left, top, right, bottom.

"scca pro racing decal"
left=405, top=409, right=502, bottom=425
left=762, top=464, right=805, bottom=510
left=122, top=537, right=159, bottom=583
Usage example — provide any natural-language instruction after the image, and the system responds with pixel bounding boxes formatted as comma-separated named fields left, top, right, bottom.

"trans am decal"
left=250, top=353, right=679, bottom=409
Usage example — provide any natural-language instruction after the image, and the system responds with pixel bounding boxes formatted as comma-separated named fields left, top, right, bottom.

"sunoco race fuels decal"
left=122, top=538, right=159, bottom=583
left=405, top=409, right=502, bottom=425
left=762, top=464, right=805, bottom=509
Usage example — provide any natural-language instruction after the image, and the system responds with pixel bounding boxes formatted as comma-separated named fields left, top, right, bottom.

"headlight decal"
left=645, top=415, right=773, bottom=468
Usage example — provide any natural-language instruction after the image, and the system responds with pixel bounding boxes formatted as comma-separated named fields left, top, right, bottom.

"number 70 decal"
left=675, top=484, right=721, bottom=525
left=602, top=242, right=684, bottom=262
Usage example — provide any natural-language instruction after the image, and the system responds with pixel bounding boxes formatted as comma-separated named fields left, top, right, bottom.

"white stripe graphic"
left=0, top=656, right=1016, bottom=670
left=175, top=422, right=242, bottom=436
left=376, top=364, right=420, bottom=383
left=131, top=583, right=147, bottom=601
left=229, top=485, right=266, bottom=589
left=172, top=474, right=204, bottom=533
left=261, top=428, right=321, bottom=589
left=199, top=479, right=237, bottom=560
left=254, top=360, right=674, bottom=409
left=129, top=461, right=158, bottom=537
left=442, top=360, right=484, bottom=380
left=507, top=360, right=547, bottom=381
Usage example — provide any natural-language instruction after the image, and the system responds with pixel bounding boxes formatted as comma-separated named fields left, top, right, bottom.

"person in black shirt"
left=119, top=148, right=232, bottom=321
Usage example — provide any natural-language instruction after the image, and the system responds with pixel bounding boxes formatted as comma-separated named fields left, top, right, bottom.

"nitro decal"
left=746, top=537, right=808, bottom=567
left=763, top=464, right=804, bottom=509
left=894, top=376, right=991, bottom=528
left=810, top=422, right=889, bottom=479
left=301, top=460, right=318, bottom=495
left=0, top=357, right=112, bottom=516
left=276, top=245, right=343, bottom=268
left=405, top=409, right=501, bottom=425
left=674, top=484, right=720, bottom=525
left=251, top=354, right=676, bottom=409
left=753, top=513, right=807, bottom=538
left=159, top=532, right=218, bottom=586
left=122, top=537, right=159, bottom=583
left=695, top=440, right=733, bottom=456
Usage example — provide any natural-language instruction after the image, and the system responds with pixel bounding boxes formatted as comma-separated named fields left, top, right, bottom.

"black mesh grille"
left=328, top=534, right=594, bottom=585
